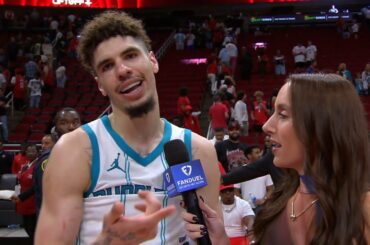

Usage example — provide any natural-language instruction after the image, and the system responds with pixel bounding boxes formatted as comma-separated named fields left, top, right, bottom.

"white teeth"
left=121, top=81, right=141, bottom=93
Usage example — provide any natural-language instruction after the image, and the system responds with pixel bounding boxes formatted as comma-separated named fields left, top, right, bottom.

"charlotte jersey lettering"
left=78, top=115, right=194, bottom=245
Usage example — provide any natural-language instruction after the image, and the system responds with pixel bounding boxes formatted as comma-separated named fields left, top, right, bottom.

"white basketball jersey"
left=77, top=115, right=195, bottom=245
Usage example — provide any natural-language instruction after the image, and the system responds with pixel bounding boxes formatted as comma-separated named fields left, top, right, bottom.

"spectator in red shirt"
left=209, top=94, right=229, bottom=134
left=10, top=67, right=27, bottom=110
left=11, top=144, right=39, bottom=244
left=219, top=61, right=232, bottom=77
left=12, top=143, right=29, bottom=174
left=183, top=105, right=201, bottom=135
left=177, top=87, right=191, bottom=116
left=251, top=90, right=269, bottom=133
left=39, top=56, right=55, bottom=94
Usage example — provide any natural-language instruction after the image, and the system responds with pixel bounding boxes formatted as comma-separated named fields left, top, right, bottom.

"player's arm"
left=191, top=133, right=221, bottom=217
left=35, top=129, right=91, bottom=245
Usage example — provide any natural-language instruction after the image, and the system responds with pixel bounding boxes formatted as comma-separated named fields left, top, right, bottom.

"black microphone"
left=164, top=139, right=212, bottom=245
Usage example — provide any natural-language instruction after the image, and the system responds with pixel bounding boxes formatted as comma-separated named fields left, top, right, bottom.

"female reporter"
left=183, top=73, right=370, bottom=244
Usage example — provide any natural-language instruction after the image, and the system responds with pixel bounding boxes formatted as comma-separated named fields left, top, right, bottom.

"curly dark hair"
left=77, top=11, right=151, bottom=74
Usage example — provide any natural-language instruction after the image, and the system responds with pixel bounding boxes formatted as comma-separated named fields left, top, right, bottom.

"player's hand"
left=93, top=191, right=175, bottom=245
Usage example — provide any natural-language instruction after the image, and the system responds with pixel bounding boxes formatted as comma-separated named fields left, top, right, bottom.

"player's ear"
left=149, top=51, right=159, bottom=74
left=95, top=77, right=107, bottom=96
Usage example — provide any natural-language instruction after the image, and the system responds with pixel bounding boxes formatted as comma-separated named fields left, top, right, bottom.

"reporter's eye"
left=278, top=113, right=288, bottom=119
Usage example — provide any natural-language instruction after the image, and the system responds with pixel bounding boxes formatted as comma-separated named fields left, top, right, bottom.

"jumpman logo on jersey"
left=107, top=153, right=125, bottom=173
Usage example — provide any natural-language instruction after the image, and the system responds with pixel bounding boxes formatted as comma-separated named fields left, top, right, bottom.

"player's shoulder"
left=46, top=128, right=92, bottom=178
left=191, top=132, right=217, bottom=159
left=52, top=128, right=90, bottom=154
left=58, top=128, right=88, bottom=144
left=191, top=132, right=214, bottom=149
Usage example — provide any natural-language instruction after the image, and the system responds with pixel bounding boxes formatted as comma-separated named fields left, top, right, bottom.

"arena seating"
left=6, top=25, right=370, bottom=144
left=237, top=25, right=370, bottom=144
left=156, top=47, right=209, bottom=120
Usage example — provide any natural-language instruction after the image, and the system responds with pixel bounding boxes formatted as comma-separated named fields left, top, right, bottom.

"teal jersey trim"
left=120, top=153, right=131, bottom=205
left=81, top=124, right=100, bottom=198
left=101, top=115, right=172, bottom=167
left=160, top=153, right=168, bottom=244
left=184, top=129, right=192, bottom=160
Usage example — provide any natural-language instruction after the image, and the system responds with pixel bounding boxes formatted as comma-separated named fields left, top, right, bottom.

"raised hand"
left=93, top=191, right=175, bottom=245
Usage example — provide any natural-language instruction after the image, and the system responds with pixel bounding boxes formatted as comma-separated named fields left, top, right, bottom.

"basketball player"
left=35, top=11, right=220, bottom=245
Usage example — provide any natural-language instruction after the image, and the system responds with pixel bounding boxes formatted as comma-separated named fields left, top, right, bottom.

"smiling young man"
left=35, top=11, right=220, bottom=245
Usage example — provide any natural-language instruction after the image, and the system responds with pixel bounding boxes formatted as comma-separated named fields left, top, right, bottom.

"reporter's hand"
left=93, top=191, right=175, bottom=245
left=181, top=197, right=229, bottom=245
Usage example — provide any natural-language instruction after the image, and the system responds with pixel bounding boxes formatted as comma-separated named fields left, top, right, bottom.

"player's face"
left=93, top=36, right=159, bottom=118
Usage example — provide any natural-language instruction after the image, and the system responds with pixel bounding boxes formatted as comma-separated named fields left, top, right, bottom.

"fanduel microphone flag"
left=163, top=159, right=207, bottom=197
left=164, top=139, right=212, bottom=245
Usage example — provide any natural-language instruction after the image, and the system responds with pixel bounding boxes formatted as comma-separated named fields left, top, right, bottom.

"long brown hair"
left=254, top=74, right=370, bottom=244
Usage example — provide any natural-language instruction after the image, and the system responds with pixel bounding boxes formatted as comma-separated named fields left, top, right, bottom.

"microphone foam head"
left=164, top=139, right=190, bottom=166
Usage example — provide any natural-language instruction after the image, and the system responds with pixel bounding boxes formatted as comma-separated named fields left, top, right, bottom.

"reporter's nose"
left=262, top=116, right=274, bottom=135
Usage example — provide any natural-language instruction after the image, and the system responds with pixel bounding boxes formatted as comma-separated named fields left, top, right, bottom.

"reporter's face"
left=262, top=83, right=305, bottom=174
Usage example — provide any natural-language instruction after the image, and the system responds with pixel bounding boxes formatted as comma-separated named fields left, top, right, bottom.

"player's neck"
left=109, top=107, right=163, bottom=145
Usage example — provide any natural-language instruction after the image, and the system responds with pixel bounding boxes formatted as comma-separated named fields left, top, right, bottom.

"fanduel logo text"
left=177, top=175, right=204, bottom=186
